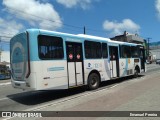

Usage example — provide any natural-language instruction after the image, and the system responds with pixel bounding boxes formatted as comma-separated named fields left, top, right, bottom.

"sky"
left=0, top=0, right=160, bottom=51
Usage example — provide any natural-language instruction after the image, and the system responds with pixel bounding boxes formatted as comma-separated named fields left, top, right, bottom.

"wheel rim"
left=135, top=70, right=138, bottom=77
left=91, top=76, right=97, bottom=87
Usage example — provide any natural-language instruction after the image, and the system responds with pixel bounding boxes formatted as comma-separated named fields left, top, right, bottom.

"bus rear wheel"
left=134, top=69, right=139, bottom=78
left=88, top=73, right=100, bottom=90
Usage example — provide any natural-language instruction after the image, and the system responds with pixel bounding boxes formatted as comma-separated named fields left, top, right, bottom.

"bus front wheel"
left=88, top=73, right=100, bottom=90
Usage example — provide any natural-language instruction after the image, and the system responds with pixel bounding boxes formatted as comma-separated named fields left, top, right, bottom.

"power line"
left=0, top=35, right=12, bottom=38
left=84, top=27, right=106, bottom=34
left=0, top=32, right=15, bottom=36
left=5, top=7, right=107, bottom=35
left=6, top=7, right=83, bottom=29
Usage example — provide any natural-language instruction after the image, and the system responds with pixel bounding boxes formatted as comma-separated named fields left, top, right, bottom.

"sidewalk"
left=0, top=79, right=11, bottom=84
left=35, top=71, right=160, bottom=120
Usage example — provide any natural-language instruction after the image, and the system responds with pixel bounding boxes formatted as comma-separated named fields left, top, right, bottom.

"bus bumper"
left=11, top=80, right=34, bottom=91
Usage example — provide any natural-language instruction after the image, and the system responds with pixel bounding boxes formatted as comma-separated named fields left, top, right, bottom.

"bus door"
left=66, top=42, right=84, bottom=87
left=109, top=46, right=119, bottom=78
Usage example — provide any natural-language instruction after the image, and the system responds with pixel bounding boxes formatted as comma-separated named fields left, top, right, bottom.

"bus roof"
left=77, top=34, right=111, bottom=41
left=27, top=29, right=139, bottom=46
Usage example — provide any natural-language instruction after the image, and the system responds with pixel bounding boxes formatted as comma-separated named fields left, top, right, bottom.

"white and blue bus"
left=10, top=29, right=146, bottom=90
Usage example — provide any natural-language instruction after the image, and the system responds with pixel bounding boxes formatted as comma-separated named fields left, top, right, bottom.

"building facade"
left=150, top=42, right=160, bottom=60
left=111, top=31, right=144, bottom=44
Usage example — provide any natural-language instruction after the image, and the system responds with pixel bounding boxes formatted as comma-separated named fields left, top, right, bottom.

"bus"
left=0, top=64, right=11, bottom=80
left=10, top=29, right=146, bottom=90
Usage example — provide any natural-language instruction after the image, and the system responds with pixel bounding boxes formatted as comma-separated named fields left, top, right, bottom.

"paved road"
left=36, top=64, right=160, bottom=120
left=0, top=64, right=160, bottom=120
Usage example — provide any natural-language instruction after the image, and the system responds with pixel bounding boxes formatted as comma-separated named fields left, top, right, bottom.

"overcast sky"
left=0, top=0, right=160, bottom=51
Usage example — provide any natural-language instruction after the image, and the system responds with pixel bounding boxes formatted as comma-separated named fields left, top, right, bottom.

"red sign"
left=77, top=54, right=80, bottom=59
left=69, top=54, right=73, bottom=59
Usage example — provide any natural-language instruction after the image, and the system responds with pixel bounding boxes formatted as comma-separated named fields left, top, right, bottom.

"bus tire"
left=134, top=69, right=138, bottom=78
left=88, top=73, right=100, bottom=90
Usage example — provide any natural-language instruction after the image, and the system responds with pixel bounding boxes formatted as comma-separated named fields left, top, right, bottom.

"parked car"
left=156, top=59, right=160, bottom=64
left=146, top=60, right=152, bottom=64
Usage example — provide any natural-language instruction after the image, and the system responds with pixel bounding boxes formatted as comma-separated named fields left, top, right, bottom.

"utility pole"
left=147, top=38, right=151, bottom=62
left=84, top=26, right=86, bottom=34
left=0, top=37, right=1, bottom=62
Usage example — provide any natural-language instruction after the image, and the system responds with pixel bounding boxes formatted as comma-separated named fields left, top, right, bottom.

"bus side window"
left=121, top=45, right=131, bottom=58
left=38, top=35, right=64, bottom=60
left=84, top=40, right=102, bottom=59
left=102, top=43, right=108, bottom=58
left=131, top=46, right=139, bottom=58
left=39, top=52, right=45, bottom=58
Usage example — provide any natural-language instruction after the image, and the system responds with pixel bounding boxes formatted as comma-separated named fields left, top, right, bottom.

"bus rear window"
left=38, top=35, right=64, bottom=60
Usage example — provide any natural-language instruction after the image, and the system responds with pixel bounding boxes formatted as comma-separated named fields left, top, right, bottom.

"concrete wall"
left=150, top=49, right=160, bottom=59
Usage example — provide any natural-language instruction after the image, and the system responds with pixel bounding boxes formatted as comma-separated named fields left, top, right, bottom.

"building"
left=0, top=51, right=10, bottom=66
left=110, top=31, right=153, bottom=62
left=111, top=31, right=144, bottom=44
left=150, top=42, right=160, bottom=60
left=0, top=51, right=10, bottom=80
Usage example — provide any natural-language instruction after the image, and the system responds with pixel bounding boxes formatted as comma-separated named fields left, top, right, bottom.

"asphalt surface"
left=0, top=63, right=160, bottom=120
